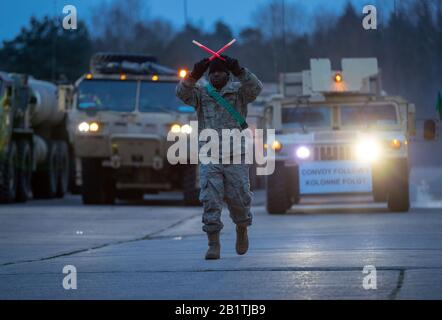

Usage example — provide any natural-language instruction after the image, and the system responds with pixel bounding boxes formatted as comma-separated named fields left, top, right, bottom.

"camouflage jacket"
left=176, top=68, right=263, bottom=159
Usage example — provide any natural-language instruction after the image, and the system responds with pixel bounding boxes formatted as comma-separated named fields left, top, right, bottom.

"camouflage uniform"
left=176, top=68, right=263, bottom=233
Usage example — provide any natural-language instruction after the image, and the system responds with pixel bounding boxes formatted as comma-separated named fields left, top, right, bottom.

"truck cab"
left=264, top=58, right=419, bottom=214
left=69, top=53, right=199, bottom=204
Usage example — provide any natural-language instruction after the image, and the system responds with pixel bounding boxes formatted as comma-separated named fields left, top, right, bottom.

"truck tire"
left=266, top=162, right=291, bottom=214
left=372, top=165, right=387, bottom=202
left=387, top=160, right=410, bottom=212
left=33, top=142, right=58, bottom=199
left=16, top=140, right=33, bottom=202
left=182, top=165, right=200, bottom=206
left=287, top=165, right=300, bottom=205
left=55, top=141, right=69, bottom=198
left=0, top=142, right=18, bottom=203
left=81, top=158, right=115, bottom=205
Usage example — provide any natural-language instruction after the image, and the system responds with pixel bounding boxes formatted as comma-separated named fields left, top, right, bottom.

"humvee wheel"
left=266, top=162, right=291, bottom=214
left=182, top=165, right=200, bottom=206
left=81, top=158, right=115, bottom=205
left=0, top=142, right=18, bottom=203
left=387, top=160, right=410, bottom=212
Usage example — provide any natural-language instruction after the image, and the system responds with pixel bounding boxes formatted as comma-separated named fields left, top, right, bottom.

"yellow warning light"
left=179, top=69, right=188, bottom=78
left=334, top=73, right=343, bottom=83
left=86, top=73, right=93, bottom=80
left=152, top=75, right=159, bottom=81
left=120, top=74, right=127, bottom=80
left=390, top=139, right=401, bottom=149
left=271, top=140, right=282, bottom=151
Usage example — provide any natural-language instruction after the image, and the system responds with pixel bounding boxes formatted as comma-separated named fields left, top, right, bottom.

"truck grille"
left=313, top=145, right=354, bottom=161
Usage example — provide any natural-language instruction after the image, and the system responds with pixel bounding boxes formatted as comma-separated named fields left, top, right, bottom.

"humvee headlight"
left=355, top=139, right=381, bottom=162
left=170, top=124, right=181, bottom=133
left=89, top=122, right=100, bottom=132
left=78, top=122, right=90, bottom=132
left=179, top=69, right=188, bottom=78
left=181, top=124, right=192, bottom=134
left=296, top=146, right=311, bottom=159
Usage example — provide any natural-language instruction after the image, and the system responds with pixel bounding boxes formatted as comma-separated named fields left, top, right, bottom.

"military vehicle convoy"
left=0, top=72, right=72, bottom=203
left=263, top=58, right=437, bottom=214
left=68, top=53, right=199, bottom=205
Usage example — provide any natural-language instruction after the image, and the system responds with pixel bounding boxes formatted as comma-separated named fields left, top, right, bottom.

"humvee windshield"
left=78, top=80, right=137, bottom=112
left=340, top=104, right=398, bottom=127
left=282, top=107, right=332, bottom=129
left=139, top=82, right=187, bottom=113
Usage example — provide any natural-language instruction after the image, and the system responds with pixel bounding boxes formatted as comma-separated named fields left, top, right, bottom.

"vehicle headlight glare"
left=181, top=124, right=192, bottom=134
left=89, top=122, right=100, bottom=132
left=78, top=122, right=90, bottom=132
left=170, top=124, right=181, bottom=133
left=296, top=146, right=311, bottom=159
left=355, top=139, right=381, bottom=162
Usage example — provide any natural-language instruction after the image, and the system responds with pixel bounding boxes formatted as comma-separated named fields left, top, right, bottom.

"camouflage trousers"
left=199, top=163, right=253, bottom=234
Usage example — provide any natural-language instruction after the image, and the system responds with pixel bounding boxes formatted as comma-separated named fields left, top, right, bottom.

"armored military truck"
left=0, top=72, right=72, bottom=202
left=263, top=58, right=436, bottom=214
left=68, top=53, right=199, bottom=205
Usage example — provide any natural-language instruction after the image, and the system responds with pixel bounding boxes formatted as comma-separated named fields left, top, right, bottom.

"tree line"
left=0, top=0, right=441, bottom=117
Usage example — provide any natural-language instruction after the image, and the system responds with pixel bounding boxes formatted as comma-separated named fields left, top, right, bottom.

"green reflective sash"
left=205, top=83, right=248, bottom=130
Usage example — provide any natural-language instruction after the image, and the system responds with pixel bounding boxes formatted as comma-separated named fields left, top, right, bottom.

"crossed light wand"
left=192, top=39, right=236, bottom=62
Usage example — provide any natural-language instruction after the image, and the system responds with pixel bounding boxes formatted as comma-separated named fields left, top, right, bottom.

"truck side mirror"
left=423, top=119, right=437, bottom=141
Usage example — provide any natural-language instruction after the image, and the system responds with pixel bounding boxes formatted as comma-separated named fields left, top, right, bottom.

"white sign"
left=299, top=161, right=372, bottom=194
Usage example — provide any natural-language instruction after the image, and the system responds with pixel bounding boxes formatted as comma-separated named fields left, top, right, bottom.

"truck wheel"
left=55, top=141, right=69, bottom=198
left=287, top=165, right=300, bottom=205
left=16, top=140, right=33, bottom=202
left=33, top=142, right=58, bottom=199
left=266, top=162, right=291, bottom=214
left=182, top=165, right=200, bottom=206
left=387, top=160, right=410, bottom=212
left=0, top=142, right=18, bottom=203
left=372, top=165, right=387, bottom=202
left=81, top=158, right=115, bottom=205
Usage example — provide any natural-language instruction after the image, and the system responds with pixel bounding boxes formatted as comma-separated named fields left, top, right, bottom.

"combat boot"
left=205, top=232, right=220, bottom=260
left=236, top=226, right=249, bottom=255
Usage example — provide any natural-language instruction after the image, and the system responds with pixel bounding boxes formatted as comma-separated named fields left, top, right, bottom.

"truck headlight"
left=296, top=146, right=311, bottom=159
left=181, top=124, right=192, bottom=134
left=170, top=123, right=192, bottom=134
left=355, top=139, right=381, bottom=162
left=89, top=122, right=100, bottom=132
left=78, top=122, right=90, bottom=132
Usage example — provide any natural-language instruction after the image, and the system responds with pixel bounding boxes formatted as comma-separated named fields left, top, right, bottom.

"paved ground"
left=0, top=167, right=441, bottom=300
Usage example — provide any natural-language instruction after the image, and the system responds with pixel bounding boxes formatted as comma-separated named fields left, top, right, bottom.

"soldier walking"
left=176, top=55, right=263, bottom=260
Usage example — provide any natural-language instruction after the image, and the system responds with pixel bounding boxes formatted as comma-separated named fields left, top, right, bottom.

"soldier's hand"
left=190, top=58, right=210, bottom=80
left=222, top=55, right=242, bottom=76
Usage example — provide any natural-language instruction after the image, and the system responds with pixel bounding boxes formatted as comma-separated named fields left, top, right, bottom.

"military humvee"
left=263, top=58, right=436, bottom=214
left=68, top=53, right=199, bottom=204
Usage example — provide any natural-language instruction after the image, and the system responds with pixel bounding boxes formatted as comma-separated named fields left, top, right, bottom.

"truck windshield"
left=139, top=81, right=187, bottom=113
left=282, top=107, right=332, bottom=129
left=78, top=80, right=137, bottom=112
left=340, top=104, right=398, bottom=127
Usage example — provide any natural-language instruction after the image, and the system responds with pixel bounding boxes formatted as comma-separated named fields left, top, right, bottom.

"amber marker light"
left=334, top=73, right=343, bottom=83
left=179, top=69, right=188, bottom=78
left=390, top=139, right=401, bottom=149
left=120, top=74, right=127, bottom=80
left=152, top=75, right=159, bottom=81
left=86, top=73, right=93, bottom=80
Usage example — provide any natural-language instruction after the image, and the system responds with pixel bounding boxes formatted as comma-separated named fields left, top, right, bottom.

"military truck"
left=0, top=72, right=71, bottom=202
left=68, top=53, right=199, bottom=205
left=263, top=58, right=437, bottom=214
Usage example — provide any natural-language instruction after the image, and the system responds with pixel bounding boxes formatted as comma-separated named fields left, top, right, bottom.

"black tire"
left=387, top=160, right=410, bottom=212
left=55, top=141, right=69, bottom=198
left=372, top=164, right=388, bottom=202
left=68, top=153, right=81, bottom=195
left=16, top=140, right=33, bottom=202
left=33, top=141, right=58, bottom=199
left=266, top=162, right=292, bottom=214
left=182, top=165, right=200, bottom=206
left=81, top=158, right=115, bottom=205
left=0, top=142, right=18, bottom=203
left=117, top=190, right=144, bottom=201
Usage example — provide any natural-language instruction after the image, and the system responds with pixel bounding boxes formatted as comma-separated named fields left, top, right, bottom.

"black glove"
left=222, top=55, right=242, bottom=77
left=190, top=58, right=209, bottom=80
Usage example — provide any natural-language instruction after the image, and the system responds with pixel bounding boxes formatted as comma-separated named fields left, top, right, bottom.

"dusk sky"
left=0, top=0, right=391, bottom=42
